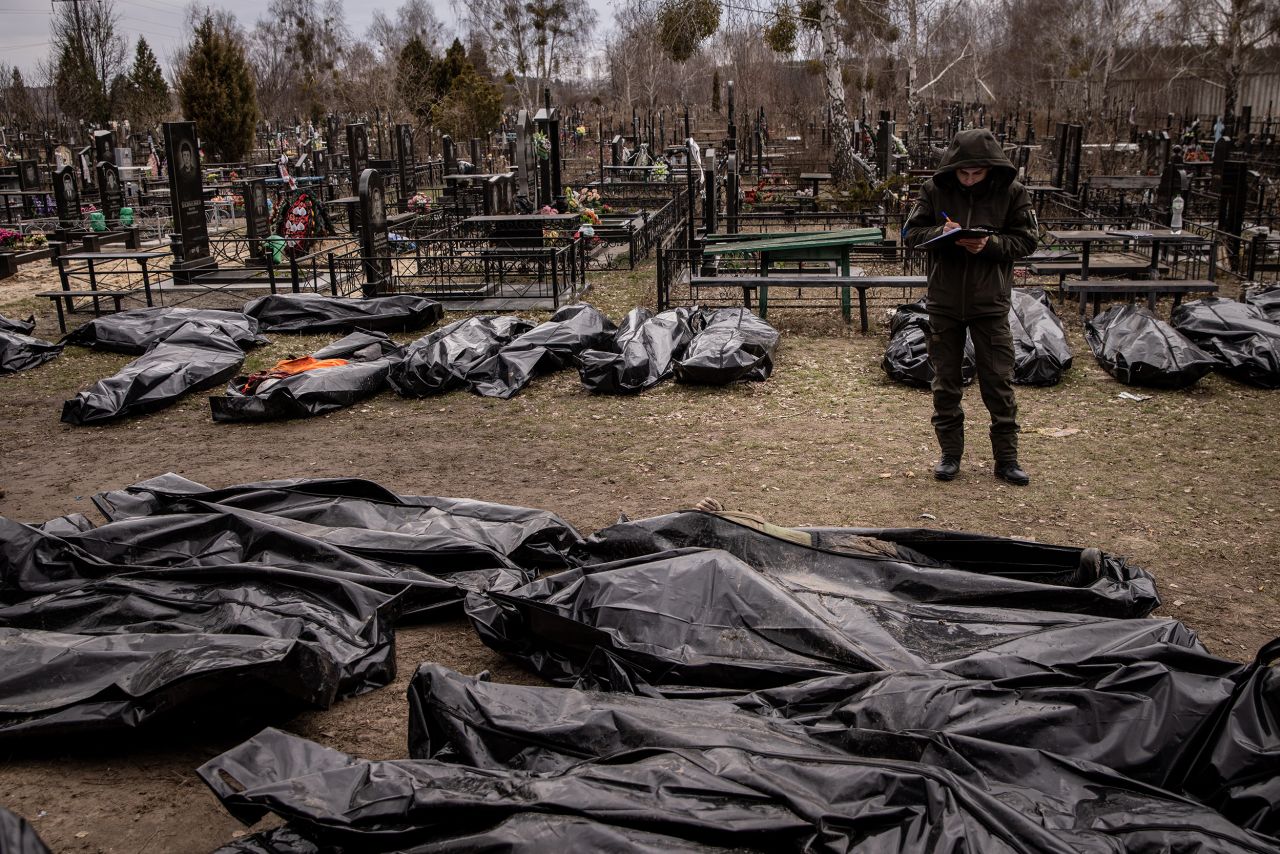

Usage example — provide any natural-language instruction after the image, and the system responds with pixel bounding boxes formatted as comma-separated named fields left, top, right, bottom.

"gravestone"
left=1052, top=122, right=1068, bottom=188
left=1063, top=124, right=1083, bottom=195
left=16, top=159, right=39, bottom=218
left=323, top=116, right=341, bottom=175
left=876, top=111, right=895, bottom=178
left=357, top=168, right=391, bottom=297
left=702, top=148, right=718, bottom=235
left=469, top=138, right=482, bottom=170
left=396, top=123, right=415, bottom=209
left=725, top=152, right=739, bottom=234
left=93, top=130, right=116, bottom=166
left=482, top=174, right=515, bottom=215
left=245, top=178, right=272, bottom=263
left=1212, top=136, right=1233, bottom=176
left=52, top=165, right=80, bottom=232
left=442, top=135, right=458, bottom=176
left=77, top=146, right=95, bottom=192
left=534, top=91, right=563, bottom=209
left=1151, top=131, right=1172, bottom=174
left=1156, top=161, right=1190, bottom=210
left=515, top=112, right=536, bottom=201
left=163, top=121, right=216, bottom=277
left=347, top=124, right=370, bottom=232
left=610, top=134, right=622, bottom=167
left=97, top=161, right=124, bottom=225
left=1218, top=160, right=1252, bottom=270
left=347, top=124, right=370, bottom=186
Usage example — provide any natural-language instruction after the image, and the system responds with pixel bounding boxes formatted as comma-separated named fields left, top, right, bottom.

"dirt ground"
left=0, top=254, right=1277, bottom=853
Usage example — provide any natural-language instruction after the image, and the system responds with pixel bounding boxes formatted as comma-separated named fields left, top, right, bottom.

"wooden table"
left=1106, top=229, right=1206, bottom=279
left=1045, top=230, right=1122, bottom=281
left=464, top=213, right=581, bottom=246
left=702, top=227, right=884, bottom=321
left=798, top=172, right=832, bottom=196
left=52, top=250, right=167, bottom=327
left=1047, top=229, right=1217, bottom=316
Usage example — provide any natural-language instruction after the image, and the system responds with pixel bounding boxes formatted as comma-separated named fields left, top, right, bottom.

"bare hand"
left=955, top=236, right=988, bottom=254
left=942, top=219, right=960, bottom=233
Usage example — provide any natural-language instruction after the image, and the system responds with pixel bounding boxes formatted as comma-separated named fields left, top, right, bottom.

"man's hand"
left=955, top=236, right=989, bottom=254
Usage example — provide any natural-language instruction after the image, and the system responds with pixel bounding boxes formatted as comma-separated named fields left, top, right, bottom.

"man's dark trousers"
left=928, top=312, right=1019, bottom=462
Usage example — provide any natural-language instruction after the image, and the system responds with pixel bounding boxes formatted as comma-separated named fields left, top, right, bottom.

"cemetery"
left=0, top=0, right=1278, bottom=851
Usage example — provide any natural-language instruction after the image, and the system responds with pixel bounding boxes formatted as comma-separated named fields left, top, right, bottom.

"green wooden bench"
left=700, top=228, right=888, bottom=321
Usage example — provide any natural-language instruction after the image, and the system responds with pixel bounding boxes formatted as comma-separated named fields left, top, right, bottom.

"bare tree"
left=462, top=0, right=597, bottom=111
left=248, top=0, right=349, bottom=124
left=1164, top=0, right=1280, bottom=125
left=370, top=0, right=446, bottom=60
left=51, top=0, right=127, bottom=125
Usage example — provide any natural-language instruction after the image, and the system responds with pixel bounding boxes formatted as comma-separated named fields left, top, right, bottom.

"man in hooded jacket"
left=904, top=129, right=1038, bottom=485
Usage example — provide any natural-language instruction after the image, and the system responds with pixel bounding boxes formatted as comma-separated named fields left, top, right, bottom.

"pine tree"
left=431, top=39, right=468, bottom=100
left=128, top=38, right=170, bottom=132
left=51, top=0, right=125, bottom=126
left=396, top=37, right=435, bottom=126
left=433, top=65, right=503, bottom=142
left=177, top=15, right=259, bottom=162
left=56, top=42, right=108, bottom=125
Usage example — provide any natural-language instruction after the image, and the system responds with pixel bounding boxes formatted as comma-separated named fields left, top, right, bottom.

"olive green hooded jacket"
left=903, top=129, right=1038, bottom=319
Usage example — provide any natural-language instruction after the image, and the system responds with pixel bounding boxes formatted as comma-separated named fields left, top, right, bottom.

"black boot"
left=994, top=460, right=1030, bottom=486
left=933, top=456, right=961, bottom=481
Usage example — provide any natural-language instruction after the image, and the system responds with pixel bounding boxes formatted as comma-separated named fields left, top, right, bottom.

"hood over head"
left=933, top=129, right=1018, bottom=189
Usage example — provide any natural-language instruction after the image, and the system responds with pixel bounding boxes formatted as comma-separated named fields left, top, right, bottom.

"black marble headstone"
left=515, top=113, right=535, bottom=200
left=442, top=135, right=457, bottom=175
left=52, top=165, right=80, bottom=230
left=396, top=123, right=415, bottom=202
left=1061, top=124, right=1084, bottom=195
left=93, top=130, right=117, bottom=166
left=347, top=124, right=369, bottom=232
left=16, top=159, right=39, bottom=217
left=163, top=121, right=215, bottom=270
left=347, top=124, right=369, bottom=188
left=358, top=169, right=391, bottom=296
left=97, top=161, right=124, bottom=224
left=245, top=178, right=271, bottom=261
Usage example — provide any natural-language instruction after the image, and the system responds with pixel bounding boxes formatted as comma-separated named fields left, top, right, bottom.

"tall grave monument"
left=357, top=169, right=391, bottom=297
left=52, top=165, right=81, bottom=237
left=534, top=90, right=563, bottom=209
left=396, top=123, right=415, bottom=210
left=163, top=121, right=217, bottom=281
left=244, top=178, right=272, bottom=264
left=346, top=123, right=370, bottom=232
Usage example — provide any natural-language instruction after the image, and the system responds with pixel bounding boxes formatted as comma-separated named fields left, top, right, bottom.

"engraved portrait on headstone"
left=178, top=139, right=197, bottom=177
left=252, top=182, right=267, bottom=221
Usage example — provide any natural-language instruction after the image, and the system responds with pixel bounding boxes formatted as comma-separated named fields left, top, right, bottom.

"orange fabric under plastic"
left=271, top=356, right=349, bottom=375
